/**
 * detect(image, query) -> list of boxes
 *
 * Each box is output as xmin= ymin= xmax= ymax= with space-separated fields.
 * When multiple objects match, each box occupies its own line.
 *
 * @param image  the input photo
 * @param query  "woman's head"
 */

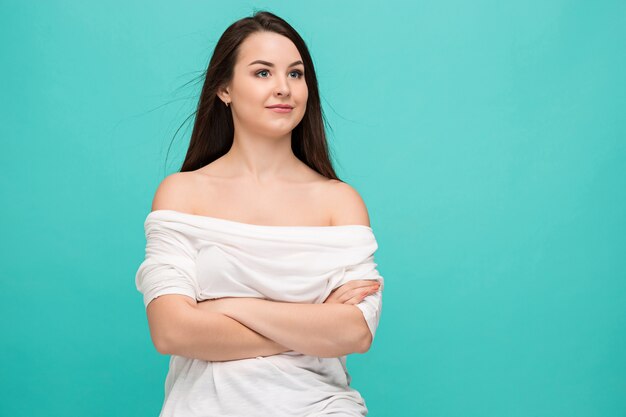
xmin=216 ymin=31 xmax=308 ymax=144
xmin=179 ymin=10 xmax=339 ymax=180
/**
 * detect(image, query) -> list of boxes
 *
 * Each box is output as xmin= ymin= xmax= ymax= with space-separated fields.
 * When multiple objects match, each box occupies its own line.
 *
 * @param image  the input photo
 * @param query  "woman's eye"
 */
xmin=255 ymin=70 xmax=304 ymax=79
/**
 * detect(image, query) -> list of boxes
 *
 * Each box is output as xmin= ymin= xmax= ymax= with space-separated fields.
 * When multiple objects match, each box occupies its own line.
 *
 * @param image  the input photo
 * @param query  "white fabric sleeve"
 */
xmin=135 ymin=221 xmax=199 ymax=308
xmin=338 ymin=254 xmax=384 ymax=341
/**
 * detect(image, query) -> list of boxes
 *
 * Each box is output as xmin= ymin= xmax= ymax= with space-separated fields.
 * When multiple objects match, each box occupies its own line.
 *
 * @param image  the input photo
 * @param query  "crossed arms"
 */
xmin=147 ymin=294 xmax=372 ymax=361
xmin=143 ymin=174 xmax=377 ymax=362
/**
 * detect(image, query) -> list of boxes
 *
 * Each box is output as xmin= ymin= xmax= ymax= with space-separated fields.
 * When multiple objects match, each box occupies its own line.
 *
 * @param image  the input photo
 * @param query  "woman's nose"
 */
xmin=274 ymin=76 xmax=291 ymax=96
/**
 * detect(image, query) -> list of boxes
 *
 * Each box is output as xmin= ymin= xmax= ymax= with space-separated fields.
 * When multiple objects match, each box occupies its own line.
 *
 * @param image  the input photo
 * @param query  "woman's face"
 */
xmin=220 ymin=31 xmax=308 ymax=138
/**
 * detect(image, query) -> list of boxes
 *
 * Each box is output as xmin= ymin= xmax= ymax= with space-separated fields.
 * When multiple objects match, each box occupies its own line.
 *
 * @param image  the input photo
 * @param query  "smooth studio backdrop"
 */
xmin=1 ymin=1 xmax=625 ymax=416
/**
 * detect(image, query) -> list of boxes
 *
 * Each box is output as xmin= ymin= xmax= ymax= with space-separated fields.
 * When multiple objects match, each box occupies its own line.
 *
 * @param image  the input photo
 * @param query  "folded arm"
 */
xmin=153 ymin=295 xmax=370 ymax=360
xmin=149 ymin=295 xmax=291 ymax=361
xmin=197 ymin=297 xmax=371 ymax=357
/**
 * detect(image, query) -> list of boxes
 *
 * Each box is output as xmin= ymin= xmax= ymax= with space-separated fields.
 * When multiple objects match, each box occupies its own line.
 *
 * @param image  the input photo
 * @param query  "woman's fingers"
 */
xmin=324 ymin=280 xmax=381 ymax=304
xmin=333 ymin=280 xmax=380 ymax=298
xmin=342 ymin=284 xmax=381 ymax=304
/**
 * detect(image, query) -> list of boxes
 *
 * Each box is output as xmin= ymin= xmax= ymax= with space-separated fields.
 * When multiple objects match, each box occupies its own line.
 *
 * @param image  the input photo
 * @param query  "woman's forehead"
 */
xmin=238 ymin=32 xmax=302 ymax=65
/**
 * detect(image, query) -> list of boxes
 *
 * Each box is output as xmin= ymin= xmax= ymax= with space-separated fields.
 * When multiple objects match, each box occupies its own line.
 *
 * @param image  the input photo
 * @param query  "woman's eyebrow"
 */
xmin=248 ymin=60 xmax=304 ymax=67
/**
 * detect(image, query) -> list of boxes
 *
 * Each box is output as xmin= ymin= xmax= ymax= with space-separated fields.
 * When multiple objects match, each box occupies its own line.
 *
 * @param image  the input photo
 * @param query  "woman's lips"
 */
xmin=267 ymin=107 xmax=293 ymax=113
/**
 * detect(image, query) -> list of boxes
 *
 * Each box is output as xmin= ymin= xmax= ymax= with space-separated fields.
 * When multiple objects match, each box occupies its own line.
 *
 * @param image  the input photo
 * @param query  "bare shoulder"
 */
xmin=326 ymin=179 xmax=371 ymax=227
xmin=150 ymin=172 xmax=198 ymax=213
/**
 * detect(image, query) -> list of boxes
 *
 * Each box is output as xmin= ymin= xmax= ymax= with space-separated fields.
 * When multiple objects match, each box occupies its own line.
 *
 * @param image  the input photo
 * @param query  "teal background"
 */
xmin=1 ymin=1 xmax=624 ymax=416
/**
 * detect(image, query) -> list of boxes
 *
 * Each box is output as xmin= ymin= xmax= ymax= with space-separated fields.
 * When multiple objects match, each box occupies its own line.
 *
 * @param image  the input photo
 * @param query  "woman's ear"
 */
xmin=216 ymin=86 xmax=231 ymax=105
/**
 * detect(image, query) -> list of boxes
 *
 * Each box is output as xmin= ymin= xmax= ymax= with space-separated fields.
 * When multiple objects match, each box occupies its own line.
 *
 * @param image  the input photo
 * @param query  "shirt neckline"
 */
xmin=146 ymin=209 xmax=373 ymax=232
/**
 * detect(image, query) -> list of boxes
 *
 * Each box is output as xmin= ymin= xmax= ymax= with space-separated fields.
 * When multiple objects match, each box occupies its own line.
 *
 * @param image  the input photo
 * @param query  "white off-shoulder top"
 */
xmin=135 ymin=209 xmax=384 ymax=417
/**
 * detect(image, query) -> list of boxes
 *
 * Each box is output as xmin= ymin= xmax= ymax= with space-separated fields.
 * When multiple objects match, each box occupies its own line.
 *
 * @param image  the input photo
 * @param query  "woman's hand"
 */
xmin=323 ymin=280 xmax=381 ymax=305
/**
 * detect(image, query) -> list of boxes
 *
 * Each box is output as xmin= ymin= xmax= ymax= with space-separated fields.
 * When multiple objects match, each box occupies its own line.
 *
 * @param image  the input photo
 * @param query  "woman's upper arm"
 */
xmin=137 ymin=172 xmax=200 ymax=352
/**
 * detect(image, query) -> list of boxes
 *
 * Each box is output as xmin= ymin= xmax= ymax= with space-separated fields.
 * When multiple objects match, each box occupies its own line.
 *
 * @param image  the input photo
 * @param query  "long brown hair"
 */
xmin=177 ymin=10 xmax=340 ymax=180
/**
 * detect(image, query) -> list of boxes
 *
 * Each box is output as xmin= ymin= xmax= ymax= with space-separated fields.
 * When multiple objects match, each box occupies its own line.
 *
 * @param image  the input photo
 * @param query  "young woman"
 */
xmin=136 ymin=10 xmax=384 ymax=416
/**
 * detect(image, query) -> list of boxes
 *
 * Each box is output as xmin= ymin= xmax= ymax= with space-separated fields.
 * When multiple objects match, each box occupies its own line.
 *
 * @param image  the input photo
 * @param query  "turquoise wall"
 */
xmin=1 ymin=1 xmax=624 ymax=416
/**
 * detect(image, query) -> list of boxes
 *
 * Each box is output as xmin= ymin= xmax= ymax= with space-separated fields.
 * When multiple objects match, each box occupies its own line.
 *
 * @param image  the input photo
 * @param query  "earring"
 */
xmin=225 ymin=101 xmax=230 ymax=107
